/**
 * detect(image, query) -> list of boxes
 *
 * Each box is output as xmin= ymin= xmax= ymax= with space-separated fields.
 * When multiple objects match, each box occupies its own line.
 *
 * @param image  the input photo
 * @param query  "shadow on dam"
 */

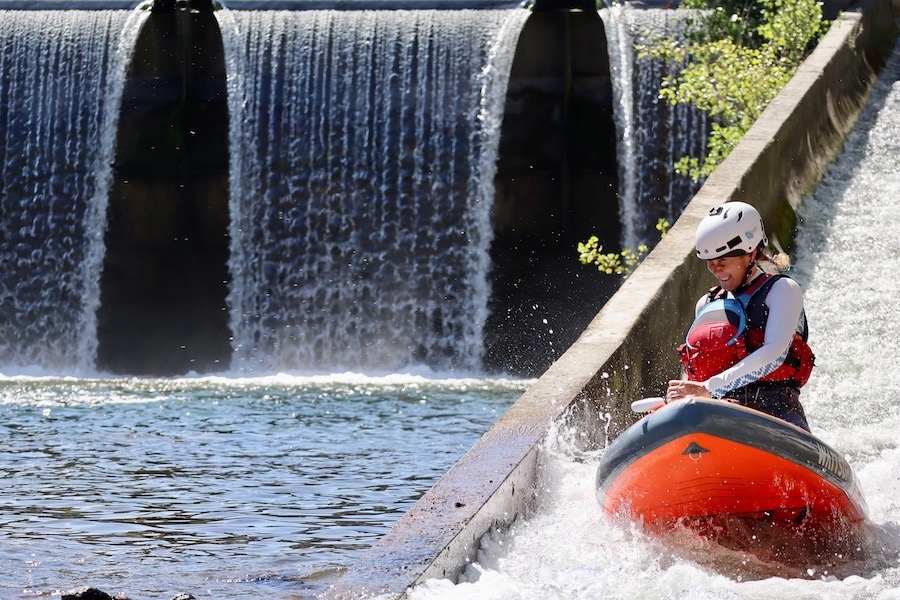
xmin=97 ymin=0 xmax=233 ymax=375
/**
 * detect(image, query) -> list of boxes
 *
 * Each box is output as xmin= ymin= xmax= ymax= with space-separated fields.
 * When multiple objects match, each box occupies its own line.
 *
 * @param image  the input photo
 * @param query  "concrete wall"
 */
xmin=324 ymin=1 xmax=898 ymax=598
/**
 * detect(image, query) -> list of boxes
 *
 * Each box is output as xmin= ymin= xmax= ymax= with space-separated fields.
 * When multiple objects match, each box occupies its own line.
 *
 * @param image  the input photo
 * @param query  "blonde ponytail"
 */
xmin=759 ymin=249 xmax=791 ymax=272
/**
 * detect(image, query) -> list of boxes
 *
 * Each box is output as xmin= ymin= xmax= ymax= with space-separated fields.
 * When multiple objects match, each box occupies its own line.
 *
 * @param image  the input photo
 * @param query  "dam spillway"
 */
xmin=0 ymin=0 xmax=703 ymax=377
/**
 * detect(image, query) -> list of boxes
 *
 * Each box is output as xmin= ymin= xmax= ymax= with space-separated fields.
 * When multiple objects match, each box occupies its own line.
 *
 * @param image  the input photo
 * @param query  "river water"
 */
xmin=409 ymin=41 xmax=900 ymax=600
xmin=0 ymin=372 xmax=529 ymax=598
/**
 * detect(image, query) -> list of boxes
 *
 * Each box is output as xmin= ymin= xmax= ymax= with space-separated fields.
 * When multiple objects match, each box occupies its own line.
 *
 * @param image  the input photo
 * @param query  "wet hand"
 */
xmin=666 ymin=379 xmax=708 ymax=402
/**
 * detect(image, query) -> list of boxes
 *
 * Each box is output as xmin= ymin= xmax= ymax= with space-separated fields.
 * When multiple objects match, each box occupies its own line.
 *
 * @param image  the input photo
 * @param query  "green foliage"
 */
xmin=679 ymin=0 xmax=769 ymax=47
xmin=641 ymin=0 xmax=825 ymax=180
xmin=678 ymin=0 xmax=825 ymax=55
xmin=578 ymin=218 xmax=670 ymax=276
xmin=757 ymin=0 xmax=826 ymax=63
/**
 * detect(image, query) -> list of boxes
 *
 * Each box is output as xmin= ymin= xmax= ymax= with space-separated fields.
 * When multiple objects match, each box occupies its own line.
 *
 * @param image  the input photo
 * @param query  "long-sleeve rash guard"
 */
xmin=699 ymin=274 xmax=806 ymax=398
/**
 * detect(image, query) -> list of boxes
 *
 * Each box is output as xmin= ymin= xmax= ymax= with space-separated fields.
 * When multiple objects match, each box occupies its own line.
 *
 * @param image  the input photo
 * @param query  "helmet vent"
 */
xmin=718 ymin=207 xmax=744 ymax=221
xmin=726 ymin=235 xmax=742 ymax=249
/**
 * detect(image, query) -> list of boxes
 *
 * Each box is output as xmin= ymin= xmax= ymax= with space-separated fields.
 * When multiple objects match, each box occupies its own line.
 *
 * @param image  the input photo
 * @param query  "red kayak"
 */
xmin=596 ymin=398 xmax=869 ymax=559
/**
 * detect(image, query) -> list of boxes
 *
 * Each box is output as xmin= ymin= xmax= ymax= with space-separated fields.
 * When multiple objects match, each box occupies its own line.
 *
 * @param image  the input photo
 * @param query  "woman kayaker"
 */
xmin=665 ymin=202 xmax=815 ymax=431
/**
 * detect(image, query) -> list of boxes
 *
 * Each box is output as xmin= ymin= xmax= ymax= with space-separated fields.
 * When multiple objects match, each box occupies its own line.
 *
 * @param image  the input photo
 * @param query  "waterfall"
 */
xmin=599 ymin=5 xmax=638 ymax=251
xmin=217 ymin=8 xmax=529 ymax=373
xmin=0 ymin=8 xmax=147 ymax=371
xmin=600 ymin=6 xmax=707 ymax=250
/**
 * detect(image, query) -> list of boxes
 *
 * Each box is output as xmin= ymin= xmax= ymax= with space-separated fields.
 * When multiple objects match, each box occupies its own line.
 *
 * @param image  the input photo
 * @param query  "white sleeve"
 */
xmin=705 ymin=277 xmax=805 ymax=397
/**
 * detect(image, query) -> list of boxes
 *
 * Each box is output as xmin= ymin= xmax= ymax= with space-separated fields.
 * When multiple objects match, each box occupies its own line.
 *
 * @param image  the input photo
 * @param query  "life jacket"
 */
xmin=677 ymin=273 xmax=815 ymax=387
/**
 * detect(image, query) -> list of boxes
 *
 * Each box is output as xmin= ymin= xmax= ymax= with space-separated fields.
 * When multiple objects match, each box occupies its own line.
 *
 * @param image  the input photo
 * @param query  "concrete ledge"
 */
xmin=324 ymin=3 xmax=897 ymax=598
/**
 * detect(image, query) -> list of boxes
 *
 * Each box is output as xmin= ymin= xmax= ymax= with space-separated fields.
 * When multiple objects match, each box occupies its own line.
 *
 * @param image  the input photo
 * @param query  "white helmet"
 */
xmin=695 ymin=202 xmax=767 ymax=259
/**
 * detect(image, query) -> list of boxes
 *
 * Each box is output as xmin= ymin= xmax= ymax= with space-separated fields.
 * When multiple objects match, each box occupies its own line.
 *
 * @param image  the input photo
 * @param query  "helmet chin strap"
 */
xmin=738 ymin=251 xmax=760 ymax=291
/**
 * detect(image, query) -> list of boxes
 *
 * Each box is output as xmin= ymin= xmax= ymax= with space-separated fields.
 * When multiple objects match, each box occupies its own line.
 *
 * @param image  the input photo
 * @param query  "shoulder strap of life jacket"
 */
xmin=736 ymin=272 xmax=776 ymax=303
xmin=707 ymin=285 xmax=724 ymax=302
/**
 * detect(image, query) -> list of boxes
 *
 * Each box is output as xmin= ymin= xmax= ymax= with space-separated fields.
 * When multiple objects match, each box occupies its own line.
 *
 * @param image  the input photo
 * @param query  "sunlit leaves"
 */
xmin=578 ymin=219 xmax=670 ymax=276
xmin=641 ymin=0 xmax=825 ymax=180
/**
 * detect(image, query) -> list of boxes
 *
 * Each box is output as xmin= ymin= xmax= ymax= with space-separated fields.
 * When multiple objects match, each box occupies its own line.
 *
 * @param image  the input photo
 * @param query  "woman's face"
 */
xmin=706 ymin=254 xmax=754 ymax=291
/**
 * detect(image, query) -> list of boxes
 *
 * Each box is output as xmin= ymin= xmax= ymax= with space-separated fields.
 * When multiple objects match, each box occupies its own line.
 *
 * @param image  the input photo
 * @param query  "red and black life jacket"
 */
xmin=678 ymin=274 xmax=815 ymax=387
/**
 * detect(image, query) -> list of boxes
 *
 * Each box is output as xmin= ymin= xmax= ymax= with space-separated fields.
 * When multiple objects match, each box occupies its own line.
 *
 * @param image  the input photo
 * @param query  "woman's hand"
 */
xmin=666 ymin=379 xmax=713 ymax=402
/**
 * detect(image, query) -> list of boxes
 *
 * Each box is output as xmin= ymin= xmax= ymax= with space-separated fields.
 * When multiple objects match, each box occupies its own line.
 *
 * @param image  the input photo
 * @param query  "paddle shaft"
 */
xmin=631 ymin=397 xmax=666 ymax=413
